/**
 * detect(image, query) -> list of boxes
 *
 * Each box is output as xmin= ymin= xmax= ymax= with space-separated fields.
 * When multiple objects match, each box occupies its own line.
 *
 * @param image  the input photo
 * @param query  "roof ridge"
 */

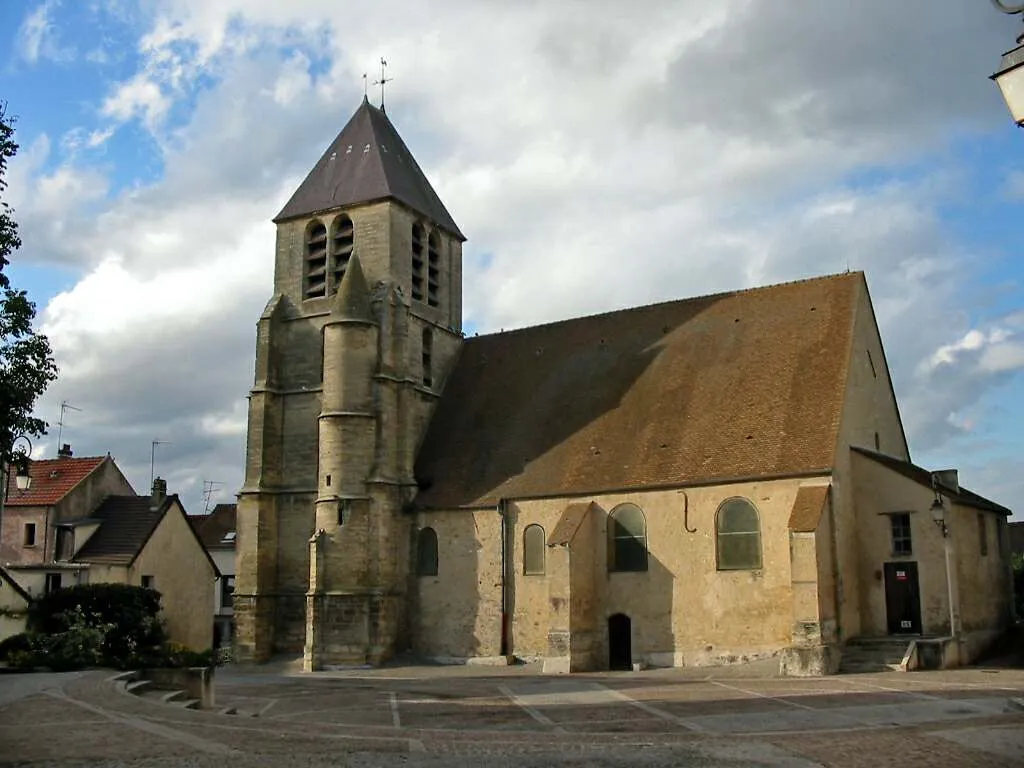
xmin=468 ymin=271 xmax=863 ymax=342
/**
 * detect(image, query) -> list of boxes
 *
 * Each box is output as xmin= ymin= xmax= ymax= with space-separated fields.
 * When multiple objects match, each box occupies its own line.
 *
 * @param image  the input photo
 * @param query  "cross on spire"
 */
xmin=373 ymin=57 xmax=392 ymax=112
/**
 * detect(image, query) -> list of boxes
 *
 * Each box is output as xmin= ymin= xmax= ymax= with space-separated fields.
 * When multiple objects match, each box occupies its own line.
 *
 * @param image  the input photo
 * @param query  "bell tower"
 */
xmin=234 ymin=97 xmax=465 ymax=668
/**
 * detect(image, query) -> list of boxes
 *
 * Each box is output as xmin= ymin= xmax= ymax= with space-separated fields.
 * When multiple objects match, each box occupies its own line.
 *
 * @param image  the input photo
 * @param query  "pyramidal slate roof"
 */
xmin=275 ymin=98 xmax=464 ymax=240
xmin=415 ymin=272 xmax=868 ymax=509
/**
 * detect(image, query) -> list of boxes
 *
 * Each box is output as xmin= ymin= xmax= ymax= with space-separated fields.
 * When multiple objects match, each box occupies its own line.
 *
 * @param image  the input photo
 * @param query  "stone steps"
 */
xmin=838 ymin=639 xmax=911 ymax=674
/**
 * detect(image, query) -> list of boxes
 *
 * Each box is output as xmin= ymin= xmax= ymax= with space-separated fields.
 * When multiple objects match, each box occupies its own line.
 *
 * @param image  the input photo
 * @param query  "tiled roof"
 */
xmin=548 ymin=502 xmax=595 ymax=546
xmin=190 ymin=503 xmax=237 ymax=550
xmin=415 ymin=273 xmax=862 ymax=509
xmin=274 ymin=98 xmax=464 ymax=239
xmin=4 ymin=456 xmax=107 ymax=507
xmin=72 ymin=496 xmax=166 ymax=565
xmin=789 ymin=486 xmax=830 ymax=533
xmin=851 ymin=447 xmax=1011 ymax=515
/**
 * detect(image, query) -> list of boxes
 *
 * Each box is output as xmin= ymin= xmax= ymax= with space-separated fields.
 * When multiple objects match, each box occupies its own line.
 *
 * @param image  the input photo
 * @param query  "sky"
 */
xmin=0 ymin=0 xmax=1022 ymax=518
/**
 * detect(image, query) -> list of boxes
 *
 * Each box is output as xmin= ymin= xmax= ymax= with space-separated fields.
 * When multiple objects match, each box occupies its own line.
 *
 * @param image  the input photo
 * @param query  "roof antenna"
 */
xmin=55 ymin=400 xmax=82 ymax=455
xmin=373 ymin=57 xmax=392 ymax=112
xmin=150 ymin=439 xmax=171 ymax=486
xmin=362 ymin=72 xmax=368 ymax=100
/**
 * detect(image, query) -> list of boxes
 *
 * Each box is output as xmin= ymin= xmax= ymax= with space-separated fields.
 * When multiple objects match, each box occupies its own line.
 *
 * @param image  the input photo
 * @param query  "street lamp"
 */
xmin=0 ymin=435 xmax=34 ymax=549
xmin=990 ymin=1 xmax=1024 ymax=126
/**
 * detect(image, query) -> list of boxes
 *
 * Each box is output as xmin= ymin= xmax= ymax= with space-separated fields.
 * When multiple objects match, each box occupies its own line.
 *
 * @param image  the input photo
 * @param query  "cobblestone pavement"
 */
xmin=1 ymin=663 xmax=1023 ymax=767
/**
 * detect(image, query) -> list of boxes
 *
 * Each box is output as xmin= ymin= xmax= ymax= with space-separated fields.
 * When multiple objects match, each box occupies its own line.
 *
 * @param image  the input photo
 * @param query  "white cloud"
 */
xmin=11 ymin=0 xmax=1022 ymax=512
xmin=16 ymin=1 xmax=75 ymax=64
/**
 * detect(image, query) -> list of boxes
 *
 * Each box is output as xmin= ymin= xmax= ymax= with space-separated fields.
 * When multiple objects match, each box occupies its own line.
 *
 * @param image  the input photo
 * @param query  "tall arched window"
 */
xmin=330 ymin=214 xmax=354 ymax=292
xmin=427 ymin=231 xmax=441 ymax=307
xmin=716 ymin=498 xmax=762 ymax=570
xmin=304 ymin=219 xmax=328 ymax=299
xmin=608 ymin=504 xmax=647 ymax=572
xmin=523 ymin=524 xmax=546 ymax=575
xmin=417 ymin=527 xmax=438 ymax=576
xmin=411 ymin=223 xmax=425 ymax=302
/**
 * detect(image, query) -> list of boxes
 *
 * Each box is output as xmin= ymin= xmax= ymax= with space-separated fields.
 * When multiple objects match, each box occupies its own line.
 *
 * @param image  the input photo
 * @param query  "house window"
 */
xmin=523 ymin=524 xmax=546 ymax=575
xmin=716 ymin=498 xmax=762 ymax=570
xmin=978 ymin=513 xmax=988 ymax=556
xmin=221 ymin=576 xmax=235 ymax=610
xmin=427 ymin=231 xmax=441 ymax=307
xmin=55 ymin=527 xmax=73 ymax=561
xmin=45 ymin=573 xmax=62 ymax=593
xmin=417 ymin=527 xmax=438 ymax=576
xmin=330 ymin=214 xmax=354 ymax=292
xmin=422 ymin=328 xmax=433 ymax=387
xmin=304 ymin=219 xmax=328 ymax=299
xmin=608 ymin=504 xmax=648 ymax=572
xmin=23 ymin=523 xmax=36 ymax=546
xmin=890 ymin=513 xmax=912 ymax=556
xmin=141 ymin=575 xmax=155 ymax=589
xmin=411 ymin=222 xmax=425 ymax=302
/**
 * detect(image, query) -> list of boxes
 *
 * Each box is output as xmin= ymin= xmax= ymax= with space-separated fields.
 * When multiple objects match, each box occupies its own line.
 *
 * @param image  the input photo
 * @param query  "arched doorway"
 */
xmin=608 ymin=613 xmax=632 ymax=670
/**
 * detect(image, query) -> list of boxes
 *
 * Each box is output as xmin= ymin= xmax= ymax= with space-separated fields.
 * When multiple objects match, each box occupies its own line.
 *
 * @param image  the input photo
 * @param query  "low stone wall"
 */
xmin=143 ymin=666 xmax=215 ymax=708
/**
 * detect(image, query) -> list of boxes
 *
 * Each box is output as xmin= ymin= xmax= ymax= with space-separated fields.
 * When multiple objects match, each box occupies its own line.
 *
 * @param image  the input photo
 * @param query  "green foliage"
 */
xmin=0 ymin=102 xmax=57 ymax=449
xmin=28 ymin=583 xmax=167 ymax=661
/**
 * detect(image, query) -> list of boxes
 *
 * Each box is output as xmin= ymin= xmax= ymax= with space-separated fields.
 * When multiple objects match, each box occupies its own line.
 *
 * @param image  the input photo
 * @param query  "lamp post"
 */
xmin=991 ymin=1 xmax=1024 ymax=126
xmin=0 ymin=435 xmax=34 ymax=550
xmin=930 ymin=476 xmax=960 ymax=651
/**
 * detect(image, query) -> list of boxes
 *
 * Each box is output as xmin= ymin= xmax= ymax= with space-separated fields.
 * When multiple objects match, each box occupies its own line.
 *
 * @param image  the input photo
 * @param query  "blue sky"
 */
xmin=1 ymin=0 xmax=1022 ymax=516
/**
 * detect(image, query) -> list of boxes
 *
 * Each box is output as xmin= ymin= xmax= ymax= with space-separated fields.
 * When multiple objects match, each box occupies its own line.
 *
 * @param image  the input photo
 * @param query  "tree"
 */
xmin=0 ymin=103 xmax=57 ymax=452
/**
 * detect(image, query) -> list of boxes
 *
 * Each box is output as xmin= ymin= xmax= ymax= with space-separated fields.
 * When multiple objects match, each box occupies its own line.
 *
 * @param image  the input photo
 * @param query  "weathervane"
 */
xmin=373 ymin=57 xmax=392 ymax=112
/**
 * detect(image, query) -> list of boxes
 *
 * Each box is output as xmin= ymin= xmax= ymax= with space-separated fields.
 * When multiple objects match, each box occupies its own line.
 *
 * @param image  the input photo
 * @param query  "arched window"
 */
xmin=427 ymin=231 xmax=441 ymax=307
xmin=523 ymin=524 xmax=545 ymax=575
xmin=608 ymin=504 xmax=647 ymax=572
xmin=330 ymin=214 xmax=353 ymax=292
xmin=417 ymin=527 xmax=438 ymax=576
xmin=716 ymin=498 xmax=762 ymax=570
xmin=421 ymin=328 xmax=433 ymax=387
xmin=304 ymin=219 xmax=328 ymax=299
xmin=411 ymin=223 xmax=425 ymax=302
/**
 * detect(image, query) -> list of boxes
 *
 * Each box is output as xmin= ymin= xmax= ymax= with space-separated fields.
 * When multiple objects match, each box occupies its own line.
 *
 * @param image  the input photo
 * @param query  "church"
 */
xmin=234 ymin=97 xmax=1014 ymax=676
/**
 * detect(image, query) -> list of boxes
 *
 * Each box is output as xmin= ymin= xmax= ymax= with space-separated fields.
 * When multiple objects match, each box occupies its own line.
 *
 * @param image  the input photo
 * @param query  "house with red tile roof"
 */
xmin=189 ymin=503 xmax=237 ymax=647
xmin=1 ymin=448 xmax=217 ymax=650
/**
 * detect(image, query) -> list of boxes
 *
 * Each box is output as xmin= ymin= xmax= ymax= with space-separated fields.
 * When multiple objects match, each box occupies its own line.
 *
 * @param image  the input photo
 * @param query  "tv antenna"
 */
xmin=373 ymin=57 xmax=392 ymax=112
xmin=201 ymin=480 xmax=223 ymax=514
xmin=150 ymin=439 xmax=171 ymax=486
xmin=55 ymin=401 xmax=82 ymax=454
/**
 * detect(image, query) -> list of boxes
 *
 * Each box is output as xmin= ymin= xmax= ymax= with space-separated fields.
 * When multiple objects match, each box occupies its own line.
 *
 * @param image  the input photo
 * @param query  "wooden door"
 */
xmin=884 ymin=561 xmax=922 ymax=635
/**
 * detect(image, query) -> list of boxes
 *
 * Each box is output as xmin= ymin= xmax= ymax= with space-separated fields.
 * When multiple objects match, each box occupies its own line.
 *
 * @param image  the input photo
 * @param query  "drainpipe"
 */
xmin=498 ymin=498 xmax=508 ymax=657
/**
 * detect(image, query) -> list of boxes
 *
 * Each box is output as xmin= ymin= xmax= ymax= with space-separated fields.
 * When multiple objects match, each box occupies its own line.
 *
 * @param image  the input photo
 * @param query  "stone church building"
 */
xmin=234 ymin=98 xmax=1014 ymax=675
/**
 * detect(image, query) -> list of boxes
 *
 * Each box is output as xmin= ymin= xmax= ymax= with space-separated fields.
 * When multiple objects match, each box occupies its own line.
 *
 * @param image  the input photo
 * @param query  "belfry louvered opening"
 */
xmin=331 ymin=215 xmax=354 ymax=292
xmin=427 ymin=231 xmax=440 ymax=307
xmin=304 ymin=220 xmax=328 ymax=299
xmin=411 ymin=222 xmax=425 ymax=302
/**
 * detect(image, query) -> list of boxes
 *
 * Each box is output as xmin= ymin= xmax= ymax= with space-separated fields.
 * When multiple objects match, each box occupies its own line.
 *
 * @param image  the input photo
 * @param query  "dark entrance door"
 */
xmin=884 ymin=561 xmax=922 ymax=635
xmin=608 ymin=613 xmax=632 ymax=670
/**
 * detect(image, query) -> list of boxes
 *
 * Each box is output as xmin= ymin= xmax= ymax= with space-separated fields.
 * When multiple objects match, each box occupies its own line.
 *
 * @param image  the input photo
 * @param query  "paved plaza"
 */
xmin=1 ymin=661 xmax=1023 ymax=766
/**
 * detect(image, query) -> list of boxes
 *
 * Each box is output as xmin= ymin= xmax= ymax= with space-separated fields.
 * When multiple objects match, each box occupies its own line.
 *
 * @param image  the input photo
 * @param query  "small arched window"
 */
xmin=716 ymin=498 xmax=762 ymax=570
xmin=417 ymin=527 xmax=438 ymax=576
xmin=411 ymin=223 xmax=425 ymax=302
xmin=304 ymin=219 xmax=328 ymax=299
xmin=421 ymin=328 xmax=433 ymax=387
xmin=608 ymin=504 xmax=647 ymax=572
xmin=330 ymin=215 xmax=354 ymax=292
xmin=523 ymin=524 xmax=546 ymax=575
xmin=427 ymin=231 xmax=441 ymax=307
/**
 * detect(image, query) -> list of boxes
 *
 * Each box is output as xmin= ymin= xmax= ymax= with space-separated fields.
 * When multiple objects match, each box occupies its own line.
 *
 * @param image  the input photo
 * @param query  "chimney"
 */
xmin=151 ymin=477 xmax=168 ymax=509
xmin=57 ymin=443 xmax=73 ymax=458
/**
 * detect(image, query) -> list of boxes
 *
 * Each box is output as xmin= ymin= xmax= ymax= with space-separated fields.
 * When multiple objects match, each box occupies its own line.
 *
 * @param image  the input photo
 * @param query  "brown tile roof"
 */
xmin=274 ymin=99 xmax=464 ymax=239
xmin=415 ymin=273 xmax=862 ymax=509
xmin=789 ymin=485 xmax=830 ymax=533
xmin=190 ymin=503 xmax=237 ymax=550
xmin=4 ymin=456 xmax=107 ymax=507
xmin=72 ymin=496 xmax=166 ymax=565
xmin=851 ymin=447 xmax=1011 ymax=515
xmin=548 ymin=502 xmax=595 ymax=546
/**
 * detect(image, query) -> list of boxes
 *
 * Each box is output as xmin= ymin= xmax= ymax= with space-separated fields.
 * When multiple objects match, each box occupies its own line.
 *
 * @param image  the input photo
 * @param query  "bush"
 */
xmin=0 ymin=632 xmax=34 ymax=663
xmin=28 ymin=583 xmax=166 ymax=661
